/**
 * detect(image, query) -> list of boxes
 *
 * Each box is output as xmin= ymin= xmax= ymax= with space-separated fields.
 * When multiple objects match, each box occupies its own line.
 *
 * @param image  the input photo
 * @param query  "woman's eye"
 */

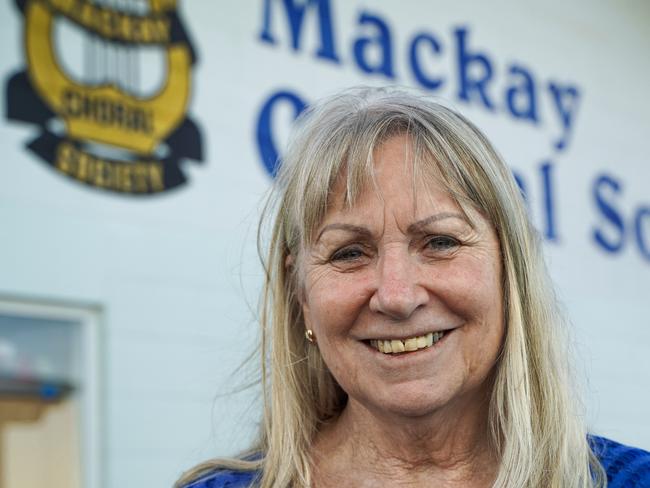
xmin=331 ymin=246 xmax=364 ymax=262
xmin=425 ymin=236 xmax=459 ymax=253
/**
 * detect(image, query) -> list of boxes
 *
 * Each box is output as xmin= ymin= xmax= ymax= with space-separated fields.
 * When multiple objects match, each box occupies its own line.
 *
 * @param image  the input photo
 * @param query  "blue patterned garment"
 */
xmin=590 ymin=436 xmax=650 ymax=487
xmin=183 ymin=469 xmax=259 ymax=488
xmin=185 ymin=436 xmax=650 ymax=487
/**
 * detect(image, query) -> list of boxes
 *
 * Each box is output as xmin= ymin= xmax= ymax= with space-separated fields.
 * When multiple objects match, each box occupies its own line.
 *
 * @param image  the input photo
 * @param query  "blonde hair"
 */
xmin=177 ymin=87 xmax=606 ymax=488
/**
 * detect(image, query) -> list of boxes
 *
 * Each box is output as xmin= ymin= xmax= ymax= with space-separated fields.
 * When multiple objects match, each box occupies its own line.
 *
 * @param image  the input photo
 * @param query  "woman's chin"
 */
xmin=362 ymin=387 xmax=457 ymax=420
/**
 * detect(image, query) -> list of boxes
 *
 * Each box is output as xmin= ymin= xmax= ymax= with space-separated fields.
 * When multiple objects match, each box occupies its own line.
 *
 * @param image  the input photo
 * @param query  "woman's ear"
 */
xmin=287 ymin=262 xmax=316 ymax=345
xmin=286 ymin=253 xmax=310 ymax=320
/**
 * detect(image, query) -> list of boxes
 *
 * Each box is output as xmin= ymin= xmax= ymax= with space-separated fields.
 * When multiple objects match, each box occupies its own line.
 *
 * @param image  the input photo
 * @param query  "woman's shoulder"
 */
xmin=181 ymin=469 xmax=260 ymax=488
xmin=589 ymin=435 xmax=650 ymax=487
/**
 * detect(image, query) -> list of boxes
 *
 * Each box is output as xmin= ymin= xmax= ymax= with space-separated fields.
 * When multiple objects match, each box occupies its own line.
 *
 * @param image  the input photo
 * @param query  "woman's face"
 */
xmin=300 ymin=134 xmax=505 ymax=419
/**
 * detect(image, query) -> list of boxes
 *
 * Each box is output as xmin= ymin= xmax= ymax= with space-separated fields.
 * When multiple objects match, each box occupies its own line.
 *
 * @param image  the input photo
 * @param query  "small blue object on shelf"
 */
xmin=0 ymin=375 xmax=74 ymax=401
xmin=40 ymin=383 xmax=61 ymax=400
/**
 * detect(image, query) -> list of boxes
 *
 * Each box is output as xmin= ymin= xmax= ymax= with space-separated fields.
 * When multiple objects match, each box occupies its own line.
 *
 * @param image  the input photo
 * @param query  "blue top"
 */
xmin=184 ymin=436 xmax=650 ymax=487
xmin=590 ymin=436 xmax=650 ymax=487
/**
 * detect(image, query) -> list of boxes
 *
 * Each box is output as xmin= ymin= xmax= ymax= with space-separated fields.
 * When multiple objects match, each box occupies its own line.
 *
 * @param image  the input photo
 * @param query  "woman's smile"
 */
xmin=367 ymin=329 xmax=449 ymax=355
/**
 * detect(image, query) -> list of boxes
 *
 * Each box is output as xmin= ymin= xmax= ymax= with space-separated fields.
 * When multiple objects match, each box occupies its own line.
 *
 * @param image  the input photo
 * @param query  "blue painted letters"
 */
xmin=256 ymin=90 xmax=307 ymax=176
xmin=548 ymin=82 xmax=580 ymax=151
xmin=259 ymin=0 xmax=340 ymax=62
xmin=593 ymin=174 xmax=625 ymax=253
xmin=353 ymin=12 xmax=395 ymax=78
xmin=506 ymin=65 xmax=538 ymax=123
xmin=455 ymin=27 xmax=495 ymax=110
xmin=409 ymin=32 xmax=444 ymax=90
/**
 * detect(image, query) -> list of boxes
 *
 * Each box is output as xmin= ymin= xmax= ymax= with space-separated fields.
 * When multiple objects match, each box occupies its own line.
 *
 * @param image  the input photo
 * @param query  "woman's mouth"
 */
xmin=368 ymin=331 xmax=447 ymax=355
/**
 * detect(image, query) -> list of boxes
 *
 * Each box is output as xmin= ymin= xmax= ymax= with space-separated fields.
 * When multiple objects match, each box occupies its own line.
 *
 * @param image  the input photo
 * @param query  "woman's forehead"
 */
xmin=317 ymin=138 xmax=481 ymax=234
xmin=297 ymin=130 xmax=495 ymax=248
xmin=326 ymin=175 xmax=458 ymax=220
xmin=328 ymin=134 xmax=431 ymax=200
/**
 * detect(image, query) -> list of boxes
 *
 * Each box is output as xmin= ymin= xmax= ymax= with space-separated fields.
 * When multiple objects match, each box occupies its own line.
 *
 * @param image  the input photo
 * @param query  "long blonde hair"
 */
xmin=177 ymin=87 xmax=606 ymax=488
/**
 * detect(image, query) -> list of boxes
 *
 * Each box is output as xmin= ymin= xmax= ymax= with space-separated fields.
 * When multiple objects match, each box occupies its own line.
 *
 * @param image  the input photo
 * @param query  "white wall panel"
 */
xmin=0 ymin=1 xmax=648 ymax=486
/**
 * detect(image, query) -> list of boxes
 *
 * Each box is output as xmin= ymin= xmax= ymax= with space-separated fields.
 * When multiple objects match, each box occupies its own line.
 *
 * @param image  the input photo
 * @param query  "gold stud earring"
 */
xmin=305 ymin=329 xmax=316 ymax=343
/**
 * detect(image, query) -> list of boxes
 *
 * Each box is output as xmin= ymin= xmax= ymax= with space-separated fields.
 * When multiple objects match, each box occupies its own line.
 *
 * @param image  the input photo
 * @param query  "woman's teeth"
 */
xmin=370 ymin=332 xmax=444 ymax=354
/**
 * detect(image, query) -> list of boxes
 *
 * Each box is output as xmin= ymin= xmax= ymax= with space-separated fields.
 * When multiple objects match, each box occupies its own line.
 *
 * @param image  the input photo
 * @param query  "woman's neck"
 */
xmin=311 ymin=395 xmax=498 ymax=488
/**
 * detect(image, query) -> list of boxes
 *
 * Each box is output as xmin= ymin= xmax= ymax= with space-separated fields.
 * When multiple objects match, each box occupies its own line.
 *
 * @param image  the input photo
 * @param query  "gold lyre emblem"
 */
xmin=6 ymin=0 xmax=202 ymax=194
xmin=25 ymin=0 xmax=190 ymax=155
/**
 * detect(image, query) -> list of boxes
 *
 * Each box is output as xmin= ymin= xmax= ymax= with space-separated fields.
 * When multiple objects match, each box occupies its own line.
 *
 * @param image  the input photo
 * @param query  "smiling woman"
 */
xmin=177 ymin=87 xmax=650 ymax=488
xmin=301 ymin=134 xmax=505 ymax=429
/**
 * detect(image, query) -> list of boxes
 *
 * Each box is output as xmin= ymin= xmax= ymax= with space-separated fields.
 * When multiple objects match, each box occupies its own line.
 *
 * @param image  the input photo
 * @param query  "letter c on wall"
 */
xmin=256 ymin=90 xmax=308 ymax=176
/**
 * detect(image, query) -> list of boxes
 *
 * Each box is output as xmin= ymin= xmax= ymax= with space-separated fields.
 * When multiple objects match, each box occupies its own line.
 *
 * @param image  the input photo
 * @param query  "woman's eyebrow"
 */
xmin=406 ymin=212 xmax=471 ymax=234
xmin=316 ymin=212 xmax=470 ymax=242
xmin=315 ymin=223 xmax=373 ymax=242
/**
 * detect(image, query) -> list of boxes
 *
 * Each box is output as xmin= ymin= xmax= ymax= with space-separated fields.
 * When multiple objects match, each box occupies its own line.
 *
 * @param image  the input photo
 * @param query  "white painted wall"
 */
xmin=0 ymin=1 xmax=648 ymax=487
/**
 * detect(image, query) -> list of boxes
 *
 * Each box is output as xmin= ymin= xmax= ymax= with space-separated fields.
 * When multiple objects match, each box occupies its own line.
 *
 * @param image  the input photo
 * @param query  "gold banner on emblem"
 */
xmin=42 ymin=0 xmax=171 ymax=44
xmin=56 ymin=141 xmax=165 ymax=193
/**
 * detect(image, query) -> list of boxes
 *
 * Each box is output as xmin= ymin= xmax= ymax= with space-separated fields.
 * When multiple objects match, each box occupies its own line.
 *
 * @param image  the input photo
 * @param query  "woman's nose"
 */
xmin=369 ymin=250 xmax=428 ymax=319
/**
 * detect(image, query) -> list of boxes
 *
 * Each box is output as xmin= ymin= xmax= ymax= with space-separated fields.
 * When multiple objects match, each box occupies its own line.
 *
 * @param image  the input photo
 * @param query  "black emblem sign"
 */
xmin=5 ymin=0 xmax=203 ymax=194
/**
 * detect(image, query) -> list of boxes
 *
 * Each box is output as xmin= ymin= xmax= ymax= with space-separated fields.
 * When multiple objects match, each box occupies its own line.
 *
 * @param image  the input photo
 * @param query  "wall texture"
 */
xmin=0 ymin=1 xmax=648 ymax=487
